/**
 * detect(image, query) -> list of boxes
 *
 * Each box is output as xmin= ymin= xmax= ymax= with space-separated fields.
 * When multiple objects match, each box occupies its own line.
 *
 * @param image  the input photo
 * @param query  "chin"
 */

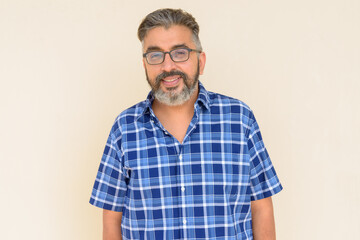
xmin=154 ymin=82 xmax=197 ymax=106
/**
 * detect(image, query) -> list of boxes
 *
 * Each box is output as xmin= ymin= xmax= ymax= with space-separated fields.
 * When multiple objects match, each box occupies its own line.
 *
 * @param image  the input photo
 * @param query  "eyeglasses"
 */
xmin=143 ymin=48 xmax=202 ymax=65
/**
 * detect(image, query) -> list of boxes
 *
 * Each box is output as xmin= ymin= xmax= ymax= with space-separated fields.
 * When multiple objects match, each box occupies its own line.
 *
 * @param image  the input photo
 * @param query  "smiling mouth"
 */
xmin=162 ymin=76 xmax=181 ymax=82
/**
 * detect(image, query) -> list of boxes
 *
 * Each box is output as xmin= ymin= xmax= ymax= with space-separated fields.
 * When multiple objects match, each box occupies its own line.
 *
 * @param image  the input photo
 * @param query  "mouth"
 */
xmin=161 ymin=76 xmax=181 ymax=87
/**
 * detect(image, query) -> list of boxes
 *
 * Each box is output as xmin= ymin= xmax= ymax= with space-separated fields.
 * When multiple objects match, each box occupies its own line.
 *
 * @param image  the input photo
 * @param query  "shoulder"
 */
xmin=207 ymin=91 xmax=254 ymax=120
xmin=110 ymin=100 xmax=148 ymax=134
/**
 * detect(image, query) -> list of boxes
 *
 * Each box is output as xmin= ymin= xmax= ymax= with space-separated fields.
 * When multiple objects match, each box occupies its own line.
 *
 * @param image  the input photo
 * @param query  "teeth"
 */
xmin=163 ymin=77 xmax=179 ymax=82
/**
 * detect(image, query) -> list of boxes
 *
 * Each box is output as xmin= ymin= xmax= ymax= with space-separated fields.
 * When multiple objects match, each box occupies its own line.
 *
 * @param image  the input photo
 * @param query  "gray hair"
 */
xmin=138 ymin=8 xmax=202 ymax=51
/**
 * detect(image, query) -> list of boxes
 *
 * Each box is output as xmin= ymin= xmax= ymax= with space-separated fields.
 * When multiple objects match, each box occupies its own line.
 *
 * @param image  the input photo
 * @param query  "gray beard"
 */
xmin=153 ymin=80 xmax=198 ymax=106
xmin=146 ymin=65 xmax=200 ymax=106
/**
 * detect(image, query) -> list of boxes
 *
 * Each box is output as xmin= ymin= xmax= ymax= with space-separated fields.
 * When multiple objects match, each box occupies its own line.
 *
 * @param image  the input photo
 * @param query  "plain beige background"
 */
xmin=1 ymin=0 xmax=359 ymax=239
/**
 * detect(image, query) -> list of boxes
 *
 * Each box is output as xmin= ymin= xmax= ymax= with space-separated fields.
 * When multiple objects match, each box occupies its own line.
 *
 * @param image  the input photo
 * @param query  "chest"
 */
xmin=155 ymin=111 xmax=193 ymax=144
xmin=122 ymin=117 xmax=251 ymax=196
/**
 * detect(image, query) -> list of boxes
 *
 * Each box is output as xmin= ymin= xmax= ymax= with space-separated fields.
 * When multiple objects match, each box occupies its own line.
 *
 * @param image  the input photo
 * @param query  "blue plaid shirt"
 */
xmin=90 ymin=82 xmax=282 ymax=240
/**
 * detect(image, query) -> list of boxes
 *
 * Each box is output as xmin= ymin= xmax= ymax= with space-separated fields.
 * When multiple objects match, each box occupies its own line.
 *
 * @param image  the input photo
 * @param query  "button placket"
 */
xmin=178 ymin=150 xmax=188 ymax=232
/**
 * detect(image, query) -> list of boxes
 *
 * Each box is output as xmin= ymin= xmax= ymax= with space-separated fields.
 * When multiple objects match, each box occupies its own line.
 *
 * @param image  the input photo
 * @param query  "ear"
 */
xmin=142 ymin=58 xmax=146 ymax=69
xmin=198 ymin=52 xmax=206 ymax=75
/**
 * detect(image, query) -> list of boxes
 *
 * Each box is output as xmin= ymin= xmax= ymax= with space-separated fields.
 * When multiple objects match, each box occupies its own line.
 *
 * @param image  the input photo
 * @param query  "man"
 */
xmin=90 ymin=8 xmax=282 ymax=240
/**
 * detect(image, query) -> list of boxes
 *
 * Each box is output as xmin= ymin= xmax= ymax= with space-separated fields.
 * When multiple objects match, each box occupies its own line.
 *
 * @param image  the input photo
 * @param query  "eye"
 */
xmin=147 ymin=52 xmax=163 ymax=60
xmin=172 ymin=49 xmax=188 ymax=58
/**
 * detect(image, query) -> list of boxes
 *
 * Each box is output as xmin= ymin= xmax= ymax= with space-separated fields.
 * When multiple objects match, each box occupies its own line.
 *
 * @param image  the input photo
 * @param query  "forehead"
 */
xmin=143 ymin=25 xmax=194 ymax=51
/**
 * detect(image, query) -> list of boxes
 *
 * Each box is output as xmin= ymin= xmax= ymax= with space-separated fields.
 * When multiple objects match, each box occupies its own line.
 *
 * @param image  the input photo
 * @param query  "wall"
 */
xmin=0 ymin=0 xmax=359 ymax=239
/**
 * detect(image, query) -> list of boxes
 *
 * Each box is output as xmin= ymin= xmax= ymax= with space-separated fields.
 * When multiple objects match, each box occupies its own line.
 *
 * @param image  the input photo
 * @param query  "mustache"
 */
xmin=155 ymin=71 xmax=188 ymax=83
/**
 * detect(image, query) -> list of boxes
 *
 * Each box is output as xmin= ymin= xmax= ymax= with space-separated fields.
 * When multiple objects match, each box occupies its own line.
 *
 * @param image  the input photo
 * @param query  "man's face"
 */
xmin=142 ymin=25 xmax=206 ymax=106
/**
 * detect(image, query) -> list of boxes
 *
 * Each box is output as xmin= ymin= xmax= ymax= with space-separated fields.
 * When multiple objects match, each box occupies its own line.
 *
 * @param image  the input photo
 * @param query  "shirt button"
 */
xmin=164 ymin=131 xmax=168 ymax=135
xmin=179 ymin=155 xmax=183 ymax=161
xmin=183 ymin=219 xmax=187 ymax=224
xmin=181 ymin=187 xmax=185 ymax=192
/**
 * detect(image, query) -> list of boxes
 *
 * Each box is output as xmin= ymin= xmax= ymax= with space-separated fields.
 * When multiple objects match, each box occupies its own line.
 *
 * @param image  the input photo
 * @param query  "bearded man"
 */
xmin=90 ymin=8 xmax=282 ymax=240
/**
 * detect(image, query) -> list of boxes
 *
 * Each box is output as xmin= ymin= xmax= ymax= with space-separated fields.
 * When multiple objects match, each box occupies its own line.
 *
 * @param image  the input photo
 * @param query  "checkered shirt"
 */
xmin=90 ymin=81 xmax=282 ymax=240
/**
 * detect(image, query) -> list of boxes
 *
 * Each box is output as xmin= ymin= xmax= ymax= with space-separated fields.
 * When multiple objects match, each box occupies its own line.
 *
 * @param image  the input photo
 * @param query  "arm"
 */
xmin=251 ymin=197 xmax=276 ymax=240
xmin=103 ymin=209 xmax=123 ymax=240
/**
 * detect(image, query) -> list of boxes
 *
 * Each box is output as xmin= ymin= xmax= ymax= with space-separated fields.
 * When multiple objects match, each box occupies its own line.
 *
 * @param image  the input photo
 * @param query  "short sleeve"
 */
xmin=247 ymin=113 xmax=283 ymax=201
xmin=89 ymin=127 xmax=128 ymax=212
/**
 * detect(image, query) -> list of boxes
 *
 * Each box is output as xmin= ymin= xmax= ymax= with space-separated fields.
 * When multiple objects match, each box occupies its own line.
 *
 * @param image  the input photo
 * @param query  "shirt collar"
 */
xmin=138 ymin=81 xmax=211 ymax=120
xmin=196 ymin=81 xmax=211 ymax=110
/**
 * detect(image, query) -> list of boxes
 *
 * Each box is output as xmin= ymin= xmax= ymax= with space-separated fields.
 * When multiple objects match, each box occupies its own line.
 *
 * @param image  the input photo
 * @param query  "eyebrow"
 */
xmin=145 ymin=44 xmax=190 ymax=53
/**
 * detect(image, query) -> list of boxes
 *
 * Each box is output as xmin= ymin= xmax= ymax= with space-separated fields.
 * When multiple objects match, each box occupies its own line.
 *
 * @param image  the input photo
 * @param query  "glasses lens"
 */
xmin=146 ymin=52 xmax=164 ymax=64
xmin=171 ymin=49 xmax=189 ymax=62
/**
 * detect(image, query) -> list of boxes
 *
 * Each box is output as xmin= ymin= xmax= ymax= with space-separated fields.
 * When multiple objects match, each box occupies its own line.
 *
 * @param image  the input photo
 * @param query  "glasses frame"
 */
xmin=143 ymin=48 xmax=202 ymax=65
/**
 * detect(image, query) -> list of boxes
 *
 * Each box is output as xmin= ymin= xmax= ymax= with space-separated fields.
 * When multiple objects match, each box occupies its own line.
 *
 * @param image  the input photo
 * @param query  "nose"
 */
xmin=160 ymin=52 xmax=177 ymax=72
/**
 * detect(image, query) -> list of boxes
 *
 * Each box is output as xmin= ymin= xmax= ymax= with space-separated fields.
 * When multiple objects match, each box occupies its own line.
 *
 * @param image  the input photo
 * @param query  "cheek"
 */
xmin=184 ymin=63 xmax=199 ymax=77
xmin=145 ymin=66 xmax=159 ymax=79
